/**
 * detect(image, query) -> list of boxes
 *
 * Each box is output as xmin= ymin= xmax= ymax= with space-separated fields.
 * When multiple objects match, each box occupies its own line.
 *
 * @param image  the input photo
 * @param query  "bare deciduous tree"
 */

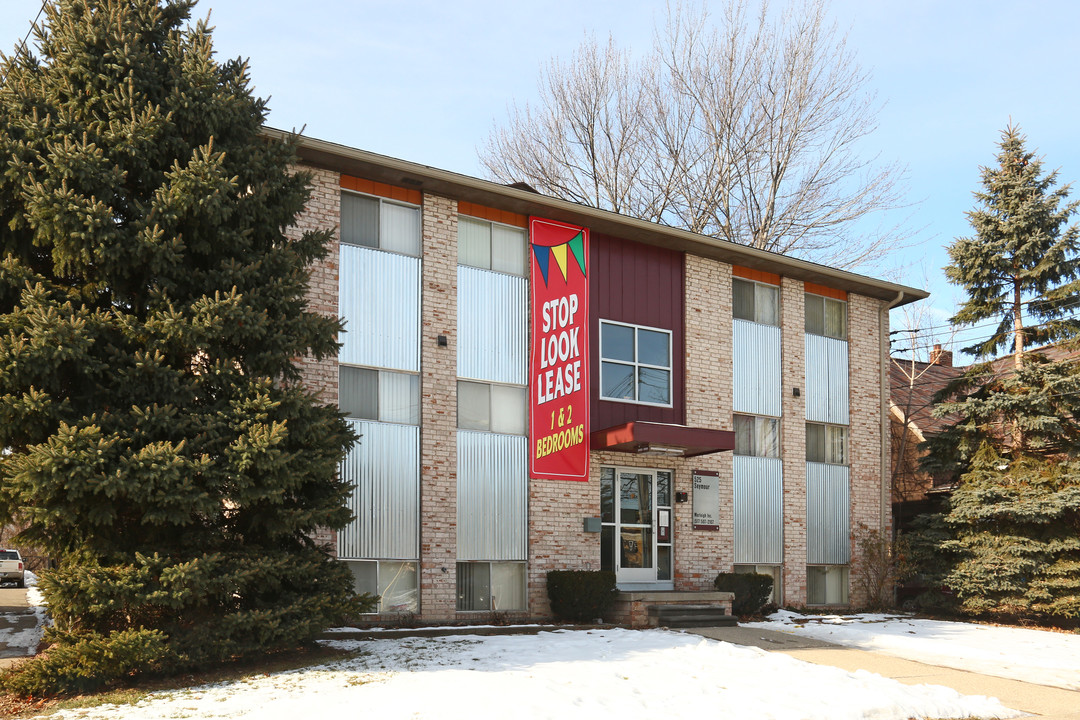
xmin=481 ymin=0 xmax=908 ymax=270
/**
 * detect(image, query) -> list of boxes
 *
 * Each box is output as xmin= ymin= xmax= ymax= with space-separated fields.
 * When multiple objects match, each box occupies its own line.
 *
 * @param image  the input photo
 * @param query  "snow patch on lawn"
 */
xmin=747 ymin=610 xmax=1080 ymax=691
xmin=42 ymin=629 xmax=1020 ymax=720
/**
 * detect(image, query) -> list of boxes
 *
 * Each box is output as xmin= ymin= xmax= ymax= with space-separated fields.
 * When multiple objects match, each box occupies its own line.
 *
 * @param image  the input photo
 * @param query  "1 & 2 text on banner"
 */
xmin=529 ymin=217 xmax=589 ymax=482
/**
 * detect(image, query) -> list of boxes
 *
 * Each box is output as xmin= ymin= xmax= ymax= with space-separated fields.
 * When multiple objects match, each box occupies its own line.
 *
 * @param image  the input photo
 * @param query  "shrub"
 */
xmin=546 ymin=570 xmax=616 ymax=622
xmin=714 ymin=572 xmax=773 ymax=616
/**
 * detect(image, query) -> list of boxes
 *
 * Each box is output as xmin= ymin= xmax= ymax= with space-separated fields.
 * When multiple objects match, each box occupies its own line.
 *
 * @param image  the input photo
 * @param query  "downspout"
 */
xmin=882 ymin=291 xmax=906 ymax=537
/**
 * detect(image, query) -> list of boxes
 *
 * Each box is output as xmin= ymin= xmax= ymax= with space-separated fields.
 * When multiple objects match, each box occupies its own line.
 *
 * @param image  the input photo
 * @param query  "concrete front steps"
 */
xmin=648 ymin=603 xmax=737 ymax=628
xmin=610 ymin=590 xmax=736 ymax=628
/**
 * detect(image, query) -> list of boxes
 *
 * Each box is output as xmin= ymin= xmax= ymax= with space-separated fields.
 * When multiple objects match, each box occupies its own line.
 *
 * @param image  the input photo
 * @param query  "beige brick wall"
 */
xmin=847 ymin=292 xmax=888 ymax=608
xmin=528 ymin=471 xmax=600 ymax=616
xmin=681 ymin=255 xmax=734 ymax=587
xmin=780 ymin=278 xmax=808 ymax=605
xmin=293 ymin=166 xmax=341 ymax=408
xmin=293 ymin=166 xmax=341 ymax=555
xmin=419 ymin=193 xmax=459 ymax=620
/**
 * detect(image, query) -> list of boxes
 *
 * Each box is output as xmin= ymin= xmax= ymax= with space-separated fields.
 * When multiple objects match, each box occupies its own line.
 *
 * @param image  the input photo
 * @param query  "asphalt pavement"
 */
xmin=0 ymin=587 xmax=36 ymax=666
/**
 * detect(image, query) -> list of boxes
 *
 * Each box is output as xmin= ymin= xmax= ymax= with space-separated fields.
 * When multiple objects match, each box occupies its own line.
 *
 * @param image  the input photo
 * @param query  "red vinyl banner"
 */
xmin=529 ymin=217 xmax=590 ymax=481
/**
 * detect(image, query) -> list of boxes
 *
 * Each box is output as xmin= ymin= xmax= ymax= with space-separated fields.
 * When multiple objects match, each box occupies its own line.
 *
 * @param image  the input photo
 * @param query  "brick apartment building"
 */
xmin=283 ymin=131 xmax=928 ymax=621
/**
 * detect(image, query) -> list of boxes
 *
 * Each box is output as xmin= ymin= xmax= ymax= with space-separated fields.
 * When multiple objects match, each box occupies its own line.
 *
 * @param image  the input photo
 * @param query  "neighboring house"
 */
xmin=284 ymin=131 xmax=927 ymax=620
xmin=890 ymin=342 xmax=1080 ymax=531
xmin=890 ymin=345 xmax=963 ymax=530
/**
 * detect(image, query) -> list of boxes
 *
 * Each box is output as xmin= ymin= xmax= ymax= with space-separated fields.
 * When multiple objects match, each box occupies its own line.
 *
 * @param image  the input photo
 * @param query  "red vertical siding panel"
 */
xmin=589 ymin=233 xmax=685 ymax=431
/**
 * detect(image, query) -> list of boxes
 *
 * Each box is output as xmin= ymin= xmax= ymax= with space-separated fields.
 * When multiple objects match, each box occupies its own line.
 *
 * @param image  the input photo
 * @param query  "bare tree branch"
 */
xmin=480 ymin=0 xmax=911 ymax=271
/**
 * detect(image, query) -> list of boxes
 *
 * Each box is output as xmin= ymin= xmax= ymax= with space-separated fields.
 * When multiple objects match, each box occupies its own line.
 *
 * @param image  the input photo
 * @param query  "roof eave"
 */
xmin=269 ymin=128 xmax=929 ymax=306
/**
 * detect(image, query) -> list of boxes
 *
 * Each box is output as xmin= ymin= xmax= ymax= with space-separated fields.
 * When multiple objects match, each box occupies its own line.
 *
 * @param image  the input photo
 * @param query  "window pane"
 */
xmin=638 ymin=367 xmax=670 ymax=404
xmin=600 ymin=468 xmax=615 ymax=523
xmin=457 ymin=380 xmax=491 ymax=431
xmin=490 ymin=384 xmax=526 ymax=435
xmin=805 ymin=294 xmax=824 ymax=335
xmin=491 ymin=224 xmax=526 ymax=276
xmin=806 ymin=423 xmax=825 ymax=463
xmin=459 ymin=217 xmax=491 ymax=269
xmin=656 ymin=471 xmax=671 ymax=507
xmin=620 ymin=527 xmax=653 ymax=570
xmin=601 ymin=323 xmax=634 ymax=362
xmin=379 ymin=561 xmax=418 ymax=613
xmin=756 ymin=284 xmax=779 ymax=326
xmin=456 ymin=562 xmax=490 ymax=611
xmin=601 ymin=525 xmax=615 ymax=572
xmin=379 ymin=371 xmax=419 ymax=425
xmin=637 ymin=328 xmax=669 ymax=367
xmin=340 ymin=193 xmax=378 ymax=248
xmin=827 ymin=425 xmax=847 ymax=465
xmin=345 ymin=560 xmax=377 ymax=597
xmin=619 ymin=472 xmax=651 ymax=525
xmin=490 ymin=562 xmax=526 ymax=611
xmin=757 ymin=417 xmax=780 ymax=458
xmin=657 ymin=545 xmax=671 ymax=581
xmin=340 ymin=366 xmax=378 ymax=420
xmin=732 ymin=279 xmax=755 ymax=322
xmin=807 ymin=566 xmax=827 ymax=605
xmin=380 ymin=202 xmax=421 ymax=256
xmin=734 ymin=415 xmax=754 ymax=456
xmin=601 ymin=361 xmax=634 ymax=400
xmin=825 ymin=298 xmax=847 ymax=339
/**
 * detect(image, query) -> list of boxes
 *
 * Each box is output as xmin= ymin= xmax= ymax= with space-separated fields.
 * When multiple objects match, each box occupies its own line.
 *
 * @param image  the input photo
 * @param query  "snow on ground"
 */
xmin=24 ymin=569 xmax=46 ymax=608
xmin=40 ymin=628 xmax=1018 ymax=720
xmin=747 ymin=610 xmax=1080 ymax=691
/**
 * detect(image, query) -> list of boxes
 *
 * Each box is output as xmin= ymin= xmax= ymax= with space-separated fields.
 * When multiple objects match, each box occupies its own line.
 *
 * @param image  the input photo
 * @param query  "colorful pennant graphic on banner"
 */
xmin=531 ymin=231 xmax=587 ymax=286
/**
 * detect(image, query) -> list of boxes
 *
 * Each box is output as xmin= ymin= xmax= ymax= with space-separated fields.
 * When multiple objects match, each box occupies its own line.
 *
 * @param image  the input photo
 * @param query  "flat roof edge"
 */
xmin=266 ymin=128 xmax=929 ymax=307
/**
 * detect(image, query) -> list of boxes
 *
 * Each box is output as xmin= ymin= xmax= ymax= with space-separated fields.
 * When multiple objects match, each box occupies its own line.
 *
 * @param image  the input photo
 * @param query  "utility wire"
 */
xmin=0 ymin=0 xmax=48 ymax=86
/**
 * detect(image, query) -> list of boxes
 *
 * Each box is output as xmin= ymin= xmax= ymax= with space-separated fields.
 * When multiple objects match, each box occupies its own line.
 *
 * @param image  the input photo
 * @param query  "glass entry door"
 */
xmin=601 ymin=467 xmax=673 ymax=587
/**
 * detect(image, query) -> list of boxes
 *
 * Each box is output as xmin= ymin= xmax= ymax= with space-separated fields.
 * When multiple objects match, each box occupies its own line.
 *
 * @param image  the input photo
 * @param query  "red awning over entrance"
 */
xmin=590 ymin=422 xmax=735 ymax=458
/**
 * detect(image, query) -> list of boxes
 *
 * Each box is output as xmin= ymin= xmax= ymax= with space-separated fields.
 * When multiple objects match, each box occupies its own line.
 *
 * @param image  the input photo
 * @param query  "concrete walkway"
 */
xmin=688 ymin=626 xmax=1080 ymax=720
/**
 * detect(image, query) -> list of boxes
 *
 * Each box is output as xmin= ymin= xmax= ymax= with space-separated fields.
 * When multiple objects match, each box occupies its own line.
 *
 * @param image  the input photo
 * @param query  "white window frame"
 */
xmin=806 ymin=564 xmax=849 ymax=606
xmin=342 ymin=559 xmax=419 ymax=614
xmin=339 ymin=364 xmax=420 ymax=426
xmin=806 ymin=422 xmax=848 ymax=465
xmin=732 ymin=277 xmax=780 ymax=326
xmin=599 ymin=319 xmax=673 ymax=408
xmin=457 ymin=379 xmax=528 ymax=436
xmin=455 ymin=560 xmax=528 ymax=612
xmin=457 ymin=214 xmax=528 ymax=277
xmin=340 ymin=189 xmax=421 ymax=258
xmin=804 ymin=292 xmax=848 ymax=340
xmin=733 ymin=414 xmax=781 ymax=458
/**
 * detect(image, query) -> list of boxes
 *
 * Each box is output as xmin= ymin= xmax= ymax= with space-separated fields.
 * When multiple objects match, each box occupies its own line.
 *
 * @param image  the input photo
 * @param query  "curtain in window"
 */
xmin=459 ymin=217 xmax=491 ymax=269
xmin=491 ymin=225 xmax=526 ymax=275
xmin=381 ymin=202 xmax=421 ymax=256
xmin=379 ymin=371 xmax=419 ymax=425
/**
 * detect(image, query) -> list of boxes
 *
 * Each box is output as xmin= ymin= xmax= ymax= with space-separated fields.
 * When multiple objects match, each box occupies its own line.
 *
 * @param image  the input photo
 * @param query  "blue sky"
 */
xmin=4 ymin=0 xmax=1079 ymax=360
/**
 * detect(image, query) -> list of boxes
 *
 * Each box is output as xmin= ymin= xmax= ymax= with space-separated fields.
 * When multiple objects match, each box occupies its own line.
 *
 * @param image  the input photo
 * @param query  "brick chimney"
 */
xmin=929 ymin=343 xmax=953 ymax=367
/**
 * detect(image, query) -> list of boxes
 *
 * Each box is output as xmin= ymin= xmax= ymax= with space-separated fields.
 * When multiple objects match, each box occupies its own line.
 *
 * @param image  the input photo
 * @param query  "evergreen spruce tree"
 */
xmin=912 ymin=126 xmax=1080 ymax=620
xmin=0 ymin=0 xmax=368 ymax=694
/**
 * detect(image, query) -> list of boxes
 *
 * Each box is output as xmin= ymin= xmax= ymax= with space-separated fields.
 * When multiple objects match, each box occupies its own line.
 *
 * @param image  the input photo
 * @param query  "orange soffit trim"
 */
xmin=804 ymin=281 xmax=848 ymax=300
xmin=458 ymin=201 xmax=528 ymax=228
xmin=732 ymin=265 xmax=781 ymax=285
xmin=340 ymin=175 xmax=422 ymax=205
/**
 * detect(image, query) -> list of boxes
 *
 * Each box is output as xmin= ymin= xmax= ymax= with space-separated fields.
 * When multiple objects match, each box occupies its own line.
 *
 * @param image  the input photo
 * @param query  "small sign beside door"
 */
xmin=692 ymin=470 xmax=720 ymax=530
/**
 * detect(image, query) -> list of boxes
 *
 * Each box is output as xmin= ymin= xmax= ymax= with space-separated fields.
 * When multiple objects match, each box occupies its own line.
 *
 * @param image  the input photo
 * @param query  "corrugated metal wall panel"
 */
xmin=733 ymin=456 xmax=783 ymax=564
xmin=337 ymin=420 xmax=420 ymax=560
xmin=806 ymin=462 xmax=850 ymax=564
xmin=733 ymin=319 xmax=782 ymax=417
xmin=339 ymin=246 xmax=420 ymax=372
xmin=458 ymin=266 xmax=527 ymax=384
xmin=804 ymin=334 xmax=849 ymax=424
xmin=457 ymin=431 xmax=528 ymax=561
